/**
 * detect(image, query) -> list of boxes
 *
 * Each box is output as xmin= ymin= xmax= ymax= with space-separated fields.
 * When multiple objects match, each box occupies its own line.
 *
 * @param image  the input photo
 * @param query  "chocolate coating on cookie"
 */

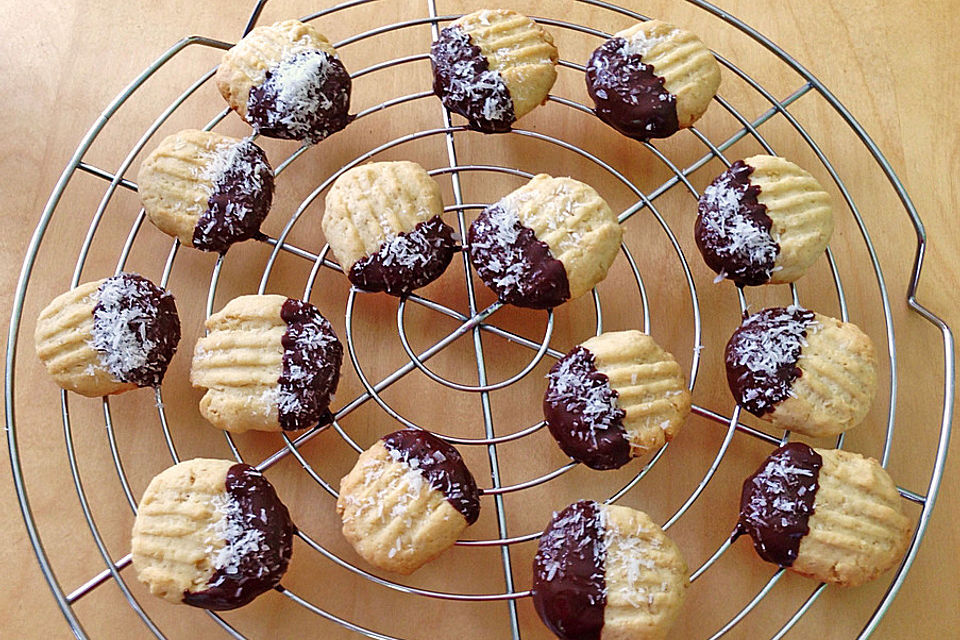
xmin=247 ymin=49 xmax=353 ymax=143
xmin=91 ymin=273 xmax=180 ymax=388
xmin=736 ymin=443 xmax=822 ymax=567
xmin=725 ymin=306 xmax=816 ymax=416
xmin=585 ymin=37 xmax=678 ymax=141
xmin=382 ymin=429 xmax=480 ymax=524
xmin=277 ymin=299 xmax=343 ymax=431
xmin=695 ymin=160 xmax=778 ymax=286
xmin=183 ymin=464 xmax=296 ymax=610
xmin=193 ymin=139 xmax=274 ymax=253
xmin=532 ymin=500 xmax=607 ymax=640
xmin=348 ymin=216 xmax=457 ymax=295
xmin=467 ymin=203 xmax=570 ymax=309
xmin=544 ymin=346 xmax=631 ymax=470
xmin=431 ymin=25 xmax=515 ymax=133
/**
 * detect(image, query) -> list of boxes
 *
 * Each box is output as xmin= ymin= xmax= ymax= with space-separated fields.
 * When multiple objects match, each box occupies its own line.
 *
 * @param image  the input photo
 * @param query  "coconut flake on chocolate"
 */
xmin=548 ymin=348 xmax=621 ymax=424
xmin=208 ymin=492 xmax=265 ymax=575
xmin=544 ymin=346 xmax=631 ymax=470
xmin=348 ymin=215 xmax=457 ymax=295
xmin=736 ymin=442 xmax=822 ymax=567
xmin=585 ymin=37 xmax=678 ymax=140
xmin=725 ymin=306 xmax=817 ymax=416
xmin=192 ymin=138 xmax=274 ymax=253
xmin=277 ymin=299 xmax=343 ymax=431
xmin=430 ymin=25 xmax=515 ymax=133
xmin=467 ymin=203 xmax=570 ymax=309
xmin=532 ymin=500 xmax=607 ymax=640
xmin=247 ymin=49 xmax=352 ymax=143
xmin=183 ymin=464 xmax=295 ymax=610
xmin=91 ymin=273 xmax=180 ymax=388
xmin=695 ymin=160 xmax=778 ymax=286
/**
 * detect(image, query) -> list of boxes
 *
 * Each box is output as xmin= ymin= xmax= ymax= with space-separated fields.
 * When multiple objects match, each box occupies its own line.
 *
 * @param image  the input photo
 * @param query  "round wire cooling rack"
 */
xmin=5 ymin=0 xmax=955 ymax=638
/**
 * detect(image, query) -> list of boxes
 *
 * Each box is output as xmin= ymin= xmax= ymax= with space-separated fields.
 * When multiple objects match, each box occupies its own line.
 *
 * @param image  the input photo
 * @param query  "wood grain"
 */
xmin=2 ymin=1 xmax=957 ymax=638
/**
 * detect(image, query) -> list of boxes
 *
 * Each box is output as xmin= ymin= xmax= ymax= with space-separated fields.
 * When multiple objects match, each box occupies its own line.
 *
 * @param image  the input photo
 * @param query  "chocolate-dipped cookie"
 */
xmin=695 ymin=155 xmax=834 ymax=286
xmin=191 ymin=294 xmax=343 ymax=433
xmin=216 ymin=19 xmax=352 ymax=143
xmin=544 ymin=331 xmax=691 ymax=470
xmin=431 ymin=9 xmax=558 ymax=133
xmin=736 ymin=444 xmax=911 ymax=586
xmin=468 ymin=174 xmax=621 ymax=309
xmin=337 ymin=429 xmax=480 ymax=574
xmin=725 ymin=306 xmax=877 ymax=438
xmin=35 ymin=273 xmax=180 ymax=397
xmin=586 ymin=20 xmax=720 ymax=141
xmin=532 ymin=501 xmax=688 ymax=640
xmin=138 ymin=129 xmax=274 ymax=253
xmin=322 ymin=161 xmax=456 ymax=295
xmin=131 ymin=459 xmax=295 ymax=610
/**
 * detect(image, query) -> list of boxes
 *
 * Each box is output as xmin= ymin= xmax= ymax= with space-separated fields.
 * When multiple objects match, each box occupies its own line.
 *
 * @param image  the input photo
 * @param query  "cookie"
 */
xmin=468 ymin=174 xmax=622 ymax=309
xmin=321 ymin=161 xmax=457 ymax=295
xmin=695 ymin=155 xmax=834 ymax=286
xmin=431 ymin=9 xmax=558 ymax=133
xmin=216 ymin=19 xmax=352 ymax=143
xmin=35 ymin=273 xmax=180 ymax=397
xmin=138 ymin=129 xmax=274 ymax=253
xmin=191 ymin=294 xmax=343 ymax=433
xmin=725 ymin=306 xmax=878 ymax=438
xmin=586 ymin=20 xmax=721 ymax=141
xmin=544 ymin=331 xmax=691 ymax=470
xmin=737 ymin=443 xmax=911 ymax=586
xmin=131 ymin=458 xmax=295 ymax=610
xmin=532 ymin=500 xmax=688 ymax=640
xmin=336 ymin=429 xmax=480 ymax=574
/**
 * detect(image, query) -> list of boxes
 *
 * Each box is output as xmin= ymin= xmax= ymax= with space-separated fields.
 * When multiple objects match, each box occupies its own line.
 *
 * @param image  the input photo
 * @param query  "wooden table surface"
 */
xmin=3 ymin=1 xmax=958 ymax=638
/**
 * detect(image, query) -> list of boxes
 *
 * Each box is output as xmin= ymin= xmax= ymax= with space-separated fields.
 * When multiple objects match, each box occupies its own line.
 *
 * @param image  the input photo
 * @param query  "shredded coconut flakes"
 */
xmin=469 ymin=204 xmax=529 ymax=294
xmin=546 ymin=348 xmax=623 ymax=446
xmin=207 ymin=492 xmax=265 ymax=577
